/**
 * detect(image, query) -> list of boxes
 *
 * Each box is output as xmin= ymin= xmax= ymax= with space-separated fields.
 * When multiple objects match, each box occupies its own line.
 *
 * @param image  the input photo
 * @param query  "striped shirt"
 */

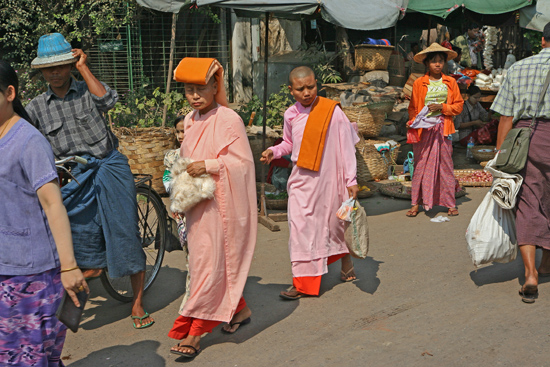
xmin=491 ymin=48 xmax=550 ymax=122
xmin=26 ymin=78 xmax=118 ymax=159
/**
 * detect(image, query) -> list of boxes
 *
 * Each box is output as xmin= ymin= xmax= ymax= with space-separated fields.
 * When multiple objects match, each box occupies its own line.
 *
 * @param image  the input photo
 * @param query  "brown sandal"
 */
xmin=447 ymin=208 xmax=459 ymax=216
xmin=406 ymin=209 xmax=419 ymax=217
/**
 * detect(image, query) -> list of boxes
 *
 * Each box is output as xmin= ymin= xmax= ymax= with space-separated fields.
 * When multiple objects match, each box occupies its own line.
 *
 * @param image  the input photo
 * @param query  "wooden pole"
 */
xmin=162 ymin=12 xmax=178 ymax=128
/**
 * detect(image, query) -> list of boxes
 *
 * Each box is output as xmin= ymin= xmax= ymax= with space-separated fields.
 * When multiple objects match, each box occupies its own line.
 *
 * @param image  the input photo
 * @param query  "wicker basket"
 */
xmin=114 ymin=127 xmax=176 ymax=195
xmin=471 ymin=145 xmax=496 ymax=162
xmin=266 ymin=198 xmax=288 ymax=210
xmin=357 ymin=182 xmax=377 ymax=199
xmin=248 ymin=135 xmax=276 ymax=182
xmin=454 ymin=169 xmax=493 ymax=187
xmin=355 ymin=45 xmax=394 ymax=71
xmin=343 ymin=100 xmax=395 ymax=138
xmin=356 ymin=137 xmax=400 ymax=185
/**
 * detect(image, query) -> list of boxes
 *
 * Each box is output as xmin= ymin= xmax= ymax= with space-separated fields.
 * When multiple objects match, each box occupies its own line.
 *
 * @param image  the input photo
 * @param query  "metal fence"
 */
xmin=87 ymin=7 xmax=231 ymax=98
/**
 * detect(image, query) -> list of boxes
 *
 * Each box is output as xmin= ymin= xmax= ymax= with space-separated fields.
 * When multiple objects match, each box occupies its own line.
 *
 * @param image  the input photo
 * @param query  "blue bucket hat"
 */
xmin=31 ymin=33 xmax=76 ymax=69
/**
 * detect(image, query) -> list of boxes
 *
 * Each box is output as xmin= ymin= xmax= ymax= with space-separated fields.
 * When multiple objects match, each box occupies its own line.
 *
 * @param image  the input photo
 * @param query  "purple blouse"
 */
xmin=0 ymin=119 xmax=60 ymax=275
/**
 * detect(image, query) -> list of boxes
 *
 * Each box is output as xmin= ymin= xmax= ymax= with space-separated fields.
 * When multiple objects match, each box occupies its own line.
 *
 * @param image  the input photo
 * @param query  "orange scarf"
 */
xmin=296 ymin=97 xmax=340 ymax=172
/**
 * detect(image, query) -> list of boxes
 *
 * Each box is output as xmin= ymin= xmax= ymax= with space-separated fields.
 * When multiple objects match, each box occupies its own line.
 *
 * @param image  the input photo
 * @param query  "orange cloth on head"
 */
xmin=173 ymin=57 xmax=229 ymax=107
xmin=292 ymin=253 xmax=346 ymax=296
xmin=296 ymin=97 xmax=340 ymax=171
xmin=407 ymin=73 xmax=463 ymax=141
xmin=168 ymin=297 xmax=247 ymax=339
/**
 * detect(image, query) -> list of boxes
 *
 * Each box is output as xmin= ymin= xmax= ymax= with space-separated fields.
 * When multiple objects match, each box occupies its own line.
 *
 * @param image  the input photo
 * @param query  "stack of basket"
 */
xmin=342 ymin=100 xmax=398 ymax=184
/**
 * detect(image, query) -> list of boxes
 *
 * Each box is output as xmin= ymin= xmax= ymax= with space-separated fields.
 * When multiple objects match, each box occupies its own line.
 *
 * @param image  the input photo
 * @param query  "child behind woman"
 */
xmin=0 ymin=60 xmax=88 ymax=365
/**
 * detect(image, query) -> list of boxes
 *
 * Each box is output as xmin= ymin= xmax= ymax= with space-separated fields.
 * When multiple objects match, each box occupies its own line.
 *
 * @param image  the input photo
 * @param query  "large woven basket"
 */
xmin=343 ymin=100 xmax=395 ymax=138
xmin=379 ymin=182 xmax=467 ymax=200
xmin=471 ymin=145 xmax=496 ymax=162
xmin=355 ymin=45 xmax=394 ymax=71
xmin=248 ymin=135 xmax=276 ymax=182
xmin=114 ymin=127 xmax=176 ymax=195
xmin=356 ymin=137 xmax=400 ymax=184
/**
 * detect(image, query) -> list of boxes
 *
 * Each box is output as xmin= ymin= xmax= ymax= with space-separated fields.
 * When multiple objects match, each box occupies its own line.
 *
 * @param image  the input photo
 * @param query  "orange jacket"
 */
xmin=408 ymin=73 xmax=464 ymax=140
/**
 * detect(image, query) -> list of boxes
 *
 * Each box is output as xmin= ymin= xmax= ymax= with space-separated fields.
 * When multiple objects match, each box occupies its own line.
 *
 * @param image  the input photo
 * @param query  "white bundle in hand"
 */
xmin=170 ymin=157 xmax=216 ymax=213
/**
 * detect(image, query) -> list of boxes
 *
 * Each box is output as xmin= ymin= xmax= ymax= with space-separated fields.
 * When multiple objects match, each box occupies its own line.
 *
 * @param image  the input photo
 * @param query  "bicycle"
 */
xmin=56 ymin=156 xmax=167 ymax=303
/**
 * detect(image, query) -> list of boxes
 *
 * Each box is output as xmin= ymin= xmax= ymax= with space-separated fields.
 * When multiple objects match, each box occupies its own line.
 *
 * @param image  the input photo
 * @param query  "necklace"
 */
xmin=0 ymin=114 xmax=16 ymax=139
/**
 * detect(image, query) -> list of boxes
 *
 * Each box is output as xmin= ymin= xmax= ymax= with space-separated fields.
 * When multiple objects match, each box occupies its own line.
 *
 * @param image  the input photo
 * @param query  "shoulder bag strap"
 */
xmin=531 ymin=67 xmax=550 ymax=129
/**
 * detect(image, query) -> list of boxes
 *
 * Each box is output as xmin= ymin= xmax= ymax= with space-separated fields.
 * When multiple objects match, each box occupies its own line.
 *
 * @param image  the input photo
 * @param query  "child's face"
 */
xmin=175 ymin=120 xmax=185 ymax=145
xmin=184 ymin=78 xmax=217 ymax=114
xmin=289 ymin=74 xmax=317 ymax=107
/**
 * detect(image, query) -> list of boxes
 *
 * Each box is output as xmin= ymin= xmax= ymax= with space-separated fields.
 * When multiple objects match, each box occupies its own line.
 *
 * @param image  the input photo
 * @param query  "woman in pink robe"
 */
xmin=168 ymin=58 xmax=256 ymax=358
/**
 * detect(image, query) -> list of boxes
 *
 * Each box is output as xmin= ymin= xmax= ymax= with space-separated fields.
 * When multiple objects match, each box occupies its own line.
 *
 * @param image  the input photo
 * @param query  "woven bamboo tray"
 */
xmin=471 ymin=145 xmax=496 ymax=162
xmin=355 ymin=44 xmax=394 ymax=71
xmin=379 ymin=182 xmax=467 ymax=200
xmin=454 ymin=169 xmax=493 ymax=187
xmin=357 ymin=182 xmax=377 ymax=199
xmin=114 ymin=127 xmax=176 ymax=194
xmin=356 ymin=137 xmax=400 ymax=185
xmin=266 ymin=198 xmax=287 ymax=210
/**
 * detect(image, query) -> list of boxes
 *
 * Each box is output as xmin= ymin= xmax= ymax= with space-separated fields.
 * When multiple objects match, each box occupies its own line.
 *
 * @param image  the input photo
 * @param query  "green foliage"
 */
xmin=15 ymin=65 xmax=48 ymax=106
xmin=300 ymin=43 xmax=343 ymax=84
xmin=266 ymin=191 xmax=288 ymax=200
xmin=237 ymin=84 xmax=293 ymax=128
xmin=524 ymin=30 xmax=542 ymax=55
xmin=108 ymin=80 xmax=190 ymax=128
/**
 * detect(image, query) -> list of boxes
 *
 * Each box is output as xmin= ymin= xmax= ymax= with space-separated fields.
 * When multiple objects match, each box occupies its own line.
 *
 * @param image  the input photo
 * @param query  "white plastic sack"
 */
xmin=344 ymin=201 xmax=369 ymax=259
xmin=336 ymin=198 xmax=355 ymax=222
xmin=484 ymin=155 xmax=523 ymax=209
xmin=466 ymin=192 xmax=517 ymax=267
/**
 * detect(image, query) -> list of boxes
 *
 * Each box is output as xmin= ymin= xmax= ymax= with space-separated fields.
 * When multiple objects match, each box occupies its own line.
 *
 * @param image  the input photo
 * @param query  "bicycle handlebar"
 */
xmin=55 ymin=156 xmax=88 ymax=166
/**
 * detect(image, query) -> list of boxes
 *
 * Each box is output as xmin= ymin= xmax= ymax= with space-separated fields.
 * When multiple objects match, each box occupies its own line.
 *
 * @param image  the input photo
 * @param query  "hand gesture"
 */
xmin=260 ymin=149 xmax=274 ymax=165
xmin=71 ymin=49 xmax=88 ymax=72
xmin=427 ymin=104 xmax=443 ymax=112
xmin=61 ymin=269 xmax=89 ymax=307
xmin=187 ymin=161 xmax=207 ymax=177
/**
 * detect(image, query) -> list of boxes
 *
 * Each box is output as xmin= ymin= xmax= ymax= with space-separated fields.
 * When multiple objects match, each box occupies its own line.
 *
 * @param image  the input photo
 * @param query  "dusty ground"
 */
xmin=62 ymin=182 xmax=550 ymax=367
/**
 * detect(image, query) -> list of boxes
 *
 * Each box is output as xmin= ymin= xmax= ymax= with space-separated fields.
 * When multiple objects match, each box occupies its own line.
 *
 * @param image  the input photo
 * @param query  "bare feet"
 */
xmin=340 ymin=254 xmax=356 ymax=282
xmin=171 ymin=335 xmax=201 ymax=356
xmin=222 ymin=305 xmax=252 ymax=333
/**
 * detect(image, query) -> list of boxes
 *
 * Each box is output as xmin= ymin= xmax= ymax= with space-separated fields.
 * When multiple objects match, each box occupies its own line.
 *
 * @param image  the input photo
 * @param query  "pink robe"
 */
xmin=179 ymin=106 xmax=257 ymax=322
xmin=270 ymin=100 xmax=359 ymax=277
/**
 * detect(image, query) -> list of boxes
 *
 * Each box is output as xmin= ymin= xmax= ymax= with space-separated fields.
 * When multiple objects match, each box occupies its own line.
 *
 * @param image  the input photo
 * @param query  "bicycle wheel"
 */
xmin=100 ymin=185 xmax=167 ymax=302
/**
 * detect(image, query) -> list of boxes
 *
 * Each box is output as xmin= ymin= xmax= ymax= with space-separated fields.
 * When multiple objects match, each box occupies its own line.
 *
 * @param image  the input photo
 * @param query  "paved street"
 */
xmin=63 ymin=187 xmax=550 ymax=366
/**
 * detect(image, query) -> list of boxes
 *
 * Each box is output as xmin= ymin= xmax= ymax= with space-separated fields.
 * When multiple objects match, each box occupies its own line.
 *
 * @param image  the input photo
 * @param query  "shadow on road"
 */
xmin=317 ymin=256 xmax=382 ymax=296
xmin=67 ymin=340 xmax=165 ymax=367
xmin=81 ymin=266 xmax=186 ymax=330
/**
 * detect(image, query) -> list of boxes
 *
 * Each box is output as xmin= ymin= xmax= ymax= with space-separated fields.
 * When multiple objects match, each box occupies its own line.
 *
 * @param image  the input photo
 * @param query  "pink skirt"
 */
xmin=411 ymin=122 xmax=455 ymax=210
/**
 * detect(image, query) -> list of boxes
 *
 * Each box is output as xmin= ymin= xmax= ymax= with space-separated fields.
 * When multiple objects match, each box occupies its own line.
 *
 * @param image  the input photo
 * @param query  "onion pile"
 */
xmin=455 ymin=171 xmax=493 ymax=184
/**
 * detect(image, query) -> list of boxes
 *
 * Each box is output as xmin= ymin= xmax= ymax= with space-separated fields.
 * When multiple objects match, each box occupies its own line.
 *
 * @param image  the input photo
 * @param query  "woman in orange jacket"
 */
xmin=406 ymin=43 xmax=464 ymax=217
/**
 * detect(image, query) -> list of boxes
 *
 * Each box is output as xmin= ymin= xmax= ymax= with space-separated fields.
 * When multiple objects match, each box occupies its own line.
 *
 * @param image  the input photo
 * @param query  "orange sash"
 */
xmin=296 ymin=97 xmax=340 ymax=172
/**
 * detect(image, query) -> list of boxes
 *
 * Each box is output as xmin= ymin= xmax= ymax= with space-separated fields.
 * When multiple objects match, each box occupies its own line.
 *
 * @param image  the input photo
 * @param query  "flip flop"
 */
xmin=519 ymin=285 xmax=538 ymax=304
xmin=170 ymin=344 xmax=201 ymax=358
xmin=131 ymin=311 xmax=155 ymax=329
xmin=279 ymin=286 xmax=304 ymax=300
xmin=447 ymin=208 xmax=459 ymax=216
xmin=406 ymin=209 xmax=419 ymax=217
xmin=221 ymin=317 xmax=251 ymax=334
xmin=340 ymin=267 xmax=356 ymax=282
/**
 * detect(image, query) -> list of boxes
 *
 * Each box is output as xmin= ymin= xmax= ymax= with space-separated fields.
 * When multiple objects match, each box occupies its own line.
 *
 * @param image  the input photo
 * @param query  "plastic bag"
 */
xmin=344 ymin=200 xmax=369 ymax=259
xmin=336 ymin=198 xmax=355 ymax=222
xmin=465 ymin=192 xmax=517 ymax=267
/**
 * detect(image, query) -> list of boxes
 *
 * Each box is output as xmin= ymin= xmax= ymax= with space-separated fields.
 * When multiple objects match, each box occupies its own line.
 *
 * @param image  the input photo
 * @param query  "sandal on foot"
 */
xmin=170 ymin=344 xmax=201 ymax=358
xmin=279 ymin=286 xmax=304 ymax=300
xmin=221 ymin=317 xmax=251 ymax=334
xmin=340 ymin=267 xmax=356 ymax=282
xmin=519 ymin=285 xmax=538 ymax=304
xmin=406 ymin=209 xmax=419 ymax=217
xmin=131 ymin=311 xmax=155 ymax=329
xmin=447 ymin=208 xmax=459 ymax=216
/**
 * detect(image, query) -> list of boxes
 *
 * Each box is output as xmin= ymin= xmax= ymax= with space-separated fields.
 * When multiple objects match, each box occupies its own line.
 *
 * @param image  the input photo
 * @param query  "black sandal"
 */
xmin=170 ymin=343 xmax=201 ymax=358
xmin=221 ymin=317 xmax=251 ymax=334
xmin=519 ymin=285 xmax=538 ymax=304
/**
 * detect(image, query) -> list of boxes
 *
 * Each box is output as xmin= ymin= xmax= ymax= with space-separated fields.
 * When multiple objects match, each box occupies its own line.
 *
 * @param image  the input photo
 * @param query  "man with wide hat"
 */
xmin=26 ymin=33 xmax=154 ymax=329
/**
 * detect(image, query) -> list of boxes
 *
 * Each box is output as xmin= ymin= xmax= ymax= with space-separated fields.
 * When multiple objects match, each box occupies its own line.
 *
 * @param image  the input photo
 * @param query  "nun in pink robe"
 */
xmin=168 ymin=58 xmax=256 ymax=342
xmin=270 ymin=97 xmax=359 ymax=296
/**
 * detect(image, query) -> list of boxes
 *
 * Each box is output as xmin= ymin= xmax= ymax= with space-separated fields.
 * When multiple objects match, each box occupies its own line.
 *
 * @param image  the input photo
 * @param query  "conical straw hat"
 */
xmin=413 ymin=43 xmax=457 ymax=64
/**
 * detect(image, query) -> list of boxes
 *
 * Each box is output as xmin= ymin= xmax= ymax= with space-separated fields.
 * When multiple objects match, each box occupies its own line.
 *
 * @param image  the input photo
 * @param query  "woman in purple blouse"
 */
xmin=0 ymin=60 xmax=88 ymax=365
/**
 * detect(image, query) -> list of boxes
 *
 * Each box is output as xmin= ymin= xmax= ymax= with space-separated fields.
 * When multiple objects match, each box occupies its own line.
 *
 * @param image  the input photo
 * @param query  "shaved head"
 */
xmin=289 ymin=66 xmax=315 ymax=86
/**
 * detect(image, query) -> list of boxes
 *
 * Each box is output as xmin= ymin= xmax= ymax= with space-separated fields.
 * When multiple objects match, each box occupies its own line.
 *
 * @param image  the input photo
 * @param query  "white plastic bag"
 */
xmin=336 ymin=198 xmax=355 ymax=222
xmin=465 ymin=192 xmax=517 ymax=267
xmin=344 ymin=200 xmax=369 ymax=259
